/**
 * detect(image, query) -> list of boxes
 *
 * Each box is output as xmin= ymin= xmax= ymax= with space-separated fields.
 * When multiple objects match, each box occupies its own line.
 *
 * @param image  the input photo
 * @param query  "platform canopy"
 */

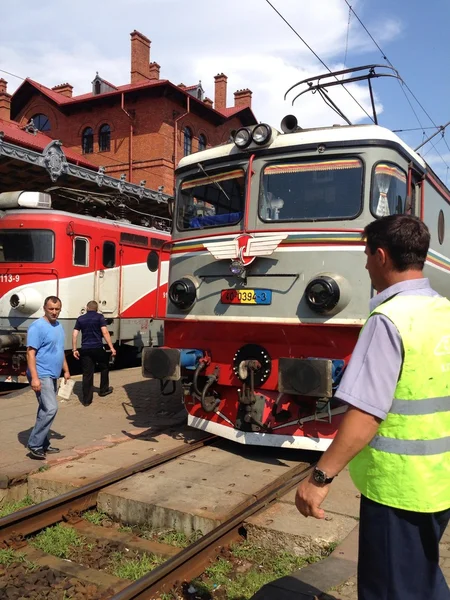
xmin=0 ymin=119 xmax=172 ymax=225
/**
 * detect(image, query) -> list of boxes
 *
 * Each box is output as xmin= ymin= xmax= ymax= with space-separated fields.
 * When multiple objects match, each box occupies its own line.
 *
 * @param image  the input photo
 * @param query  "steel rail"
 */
xmin=0 ymin=434 xmax=216 ymax=542
xmin=109 ymin=461 xmax=316 ymax=600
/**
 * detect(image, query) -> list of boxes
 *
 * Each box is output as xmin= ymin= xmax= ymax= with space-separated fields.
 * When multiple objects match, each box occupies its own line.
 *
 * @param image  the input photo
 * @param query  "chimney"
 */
xmin=234 ymin=88 xmax=252 ymax=109
xmin=51 ymin=83 xmax=73 ymax=98
xmin=203 ymin=96 xmax=213 ymax=108
xmin=130 ymin=30 xmax=151 ymax=83
xmin=214 ymin=73 xmax=227 ymax=111
xmin=0 ymin=79 xmax=11 ymax=121
xmin=148 ymin=61 xmax=160 ymax=80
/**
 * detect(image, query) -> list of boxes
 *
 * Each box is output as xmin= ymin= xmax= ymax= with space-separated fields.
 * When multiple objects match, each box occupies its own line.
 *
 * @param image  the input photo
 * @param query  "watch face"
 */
xmin=313 ymin=469 xmax=326 ymax=484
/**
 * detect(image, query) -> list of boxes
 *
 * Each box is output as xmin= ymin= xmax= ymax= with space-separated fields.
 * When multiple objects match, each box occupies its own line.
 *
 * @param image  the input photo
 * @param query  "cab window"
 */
xmin=102 ymin=241 xmax=116 ymax=268
xmin=371 ymin=163 xmax=407 ymax=217
xmin=73 ymin=237 xmax=89 ymax=267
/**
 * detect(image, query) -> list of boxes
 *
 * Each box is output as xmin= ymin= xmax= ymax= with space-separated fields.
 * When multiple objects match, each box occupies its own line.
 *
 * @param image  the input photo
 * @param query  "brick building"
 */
xmin=6 ymin=30 xmax=257 ymax=195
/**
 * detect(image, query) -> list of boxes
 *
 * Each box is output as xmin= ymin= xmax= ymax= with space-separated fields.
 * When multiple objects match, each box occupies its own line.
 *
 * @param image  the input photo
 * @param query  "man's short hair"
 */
xmin=363 ymin=214 xmax=430 ymax=271
xmin=44 ymin=295 xmax=62 ymax=307
xmin=86 ymin=300 xmax=98 ymax=311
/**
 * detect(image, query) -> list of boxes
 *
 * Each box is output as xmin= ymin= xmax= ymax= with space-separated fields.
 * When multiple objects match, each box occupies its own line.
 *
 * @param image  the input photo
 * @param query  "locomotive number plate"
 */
xmin=221 ymin=289 xmax=272 ymax=305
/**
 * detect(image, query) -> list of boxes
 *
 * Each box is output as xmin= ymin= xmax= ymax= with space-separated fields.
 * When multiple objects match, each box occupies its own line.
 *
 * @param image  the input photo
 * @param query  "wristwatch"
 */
xmin=312 ymin=467 xmax=335 ymax=485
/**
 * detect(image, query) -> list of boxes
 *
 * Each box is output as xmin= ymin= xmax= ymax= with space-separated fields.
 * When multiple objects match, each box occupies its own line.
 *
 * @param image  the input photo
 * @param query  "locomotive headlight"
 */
xmin=305 ymin=276 xmax=340 ymax=313
xmin=168 ymin=278 xmax=197 ymax=310
xmin=252 ymin=124 xmax=272 ymax=145
xmin=230 ymin=259 xmax=246 ymax=279
xmin=9 ymin=288 xmax=43 ymax=315
xmin=234 ymin=127 xmax=252 ymax=149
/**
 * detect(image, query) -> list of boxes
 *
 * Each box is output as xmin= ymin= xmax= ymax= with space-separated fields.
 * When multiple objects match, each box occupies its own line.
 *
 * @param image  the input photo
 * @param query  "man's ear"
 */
xmin=375 ymin=247 xmax=387 ymax=266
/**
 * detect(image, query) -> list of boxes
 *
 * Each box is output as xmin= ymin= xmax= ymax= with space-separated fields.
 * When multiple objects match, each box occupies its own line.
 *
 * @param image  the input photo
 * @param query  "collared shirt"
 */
xmin=74 ymin=311 xmax=107 ymax=349
xmin=335 ymin=278 xmax=440 ymax=420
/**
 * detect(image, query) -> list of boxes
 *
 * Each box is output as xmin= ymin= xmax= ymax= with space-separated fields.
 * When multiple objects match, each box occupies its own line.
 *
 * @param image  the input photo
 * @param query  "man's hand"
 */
xmin=110 ymin=348 xmax=117 ymax=357
xmin=72 ymin=350 xmax=80 ymax=360
xmin=63 ymin=371 xmax=71 ymax=383
xmin=295 ymin=474 xmax=330 ymax=519
xmin=31 ymin=377 xmax=41 ymax=392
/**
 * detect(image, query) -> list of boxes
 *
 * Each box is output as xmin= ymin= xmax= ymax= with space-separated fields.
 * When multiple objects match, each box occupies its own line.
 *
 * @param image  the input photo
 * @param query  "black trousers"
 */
xmin=80 ymin=347 xmax=109 ymax=405
xmin=358 ymin=494 xmax=450 ymax=600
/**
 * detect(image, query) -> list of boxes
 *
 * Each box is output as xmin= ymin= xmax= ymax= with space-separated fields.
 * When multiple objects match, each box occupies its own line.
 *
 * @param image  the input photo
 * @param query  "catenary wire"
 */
xmin=341 ymin=0 xmax=450 ymax=160
xmin=264 ymin=0 xmax=374 ymax=123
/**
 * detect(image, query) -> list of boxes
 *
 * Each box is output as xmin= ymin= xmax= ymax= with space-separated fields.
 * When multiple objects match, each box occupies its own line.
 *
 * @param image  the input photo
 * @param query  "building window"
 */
xmin=31 ymin=114 xmax=50 ymax=132
xmin=198 ymin=134 xmax=207 ymax=152
xmin=94 ymin=80 xmax=101 ymax=95
xmin=99 ymin=124 xmax=111 ymax=152
xmin=73 ymin=237 xmax=89 ymax=267
xmin=82 ymin=127 xmax=94 ymax=154
xmin=183 ymin=127 xmax=192 ymax=156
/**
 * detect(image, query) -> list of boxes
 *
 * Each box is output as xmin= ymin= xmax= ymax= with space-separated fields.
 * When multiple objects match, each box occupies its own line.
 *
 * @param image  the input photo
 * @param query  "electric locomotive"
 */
xmin=0 ymin=190 xmax=170 ymax=382
xmin=143 ymin=75 xmax=450 ymax=450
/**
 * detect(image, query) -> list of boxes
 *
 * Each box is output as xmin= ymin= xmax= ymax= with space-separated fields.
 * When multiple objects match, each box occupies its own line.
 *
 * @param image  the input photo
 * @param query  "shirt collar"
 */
xmin=369 ymin=278 xmax=431 ymax=312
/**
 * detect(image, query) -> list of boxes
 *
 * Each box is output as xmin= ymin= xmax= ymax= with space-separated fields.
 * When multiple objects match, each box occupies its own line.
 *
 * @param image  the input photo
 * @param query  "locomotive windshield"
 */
xmin=0 ymin=229 xmax=54 ymax=263
xmin=177 ymin=166 xmax=245 ymax=230
xmin=260 ymin=158 xmax=363 ymax=221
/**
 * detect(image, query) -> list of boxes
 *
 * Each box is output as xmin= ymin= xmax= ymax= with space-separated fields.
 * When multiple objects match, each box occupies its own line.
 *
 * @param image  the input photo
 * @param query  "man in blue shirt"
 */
xmin=27 ymin=295 xmax=71 ymax=460
xmin=72 ymin=300 xmax=116 ymax=406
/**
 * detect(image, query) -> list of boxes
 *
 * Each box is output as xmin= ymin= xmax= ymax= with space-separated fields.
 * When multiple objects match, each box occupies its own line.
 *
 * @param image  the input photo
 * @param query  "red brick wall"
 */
xmin=15 ymin=93 xmax=248 ymax=195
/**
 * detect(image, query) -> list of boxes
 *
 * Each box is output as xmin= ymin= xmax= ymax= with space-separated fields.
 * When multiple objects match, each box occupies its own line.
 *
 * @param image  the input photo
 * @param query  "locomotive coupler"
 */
xmin=237 ymin=361 xmax=269 ymax=431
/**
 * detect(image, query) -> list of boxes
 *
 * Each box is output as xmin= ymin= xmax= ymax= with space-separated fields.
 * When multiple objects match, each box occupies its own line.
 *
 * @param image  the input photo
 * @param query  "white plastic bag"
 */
xmin=58 ymin=378 xmax=75 ymax=400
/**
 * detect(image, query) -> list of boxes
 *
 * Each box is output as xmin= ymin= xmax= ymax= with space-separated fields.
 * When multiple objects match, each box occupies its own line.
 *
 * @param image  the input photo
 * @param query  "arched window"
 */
xmin=183 ymin=127 xmax=192 ymax=156
xmin=82 ymin=127 xmax=94 ymax=154
xmin=198 ymin=133 xmax=207 ymax=152
xmin=99 ymin=124 xmax=111 ymax=152
xmin=95 ymin=80 xmax=101 ymax=95
xmin=31 ymin=114 xmax=51 ymax=132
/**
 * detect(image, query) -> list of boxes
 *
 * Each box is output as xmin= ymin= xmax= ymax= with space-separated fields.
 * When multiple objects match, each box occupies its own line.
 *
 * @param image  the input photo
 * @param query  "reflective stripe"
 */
xmin=369 ymin=435 xmax=450 ymax=455
xmin=390 ymin=396 xmax=450 ymax=415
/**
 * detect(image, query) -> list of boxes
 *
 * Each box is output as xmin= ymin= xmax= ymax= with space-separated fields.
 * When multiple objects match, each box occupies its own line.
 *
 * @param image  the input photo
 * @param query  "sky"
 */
xmin=1 ymin=0 xmax=450 ymax=181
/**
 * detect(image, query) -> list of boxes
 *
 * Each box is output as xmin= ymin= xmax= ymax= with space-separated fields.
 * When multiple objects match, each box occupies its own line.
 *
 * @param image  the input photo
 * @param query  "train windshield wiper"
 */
xmin=197 ymin=162 xmax=231 ymax=204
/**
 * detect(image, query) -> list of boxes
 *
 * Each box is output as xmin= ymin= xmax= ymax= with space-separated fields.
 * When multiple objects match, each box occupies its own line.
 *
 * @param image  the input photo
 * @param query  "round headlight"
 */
xmin=234 ymin=127 xmax=252 ymax=149
xmin=169 ymin=278 xmax=197 ymax=310
xmin=252 ymin=124 xmax=272 ymax=145
xmin=305 ymin=276 xmax=340 ymax=313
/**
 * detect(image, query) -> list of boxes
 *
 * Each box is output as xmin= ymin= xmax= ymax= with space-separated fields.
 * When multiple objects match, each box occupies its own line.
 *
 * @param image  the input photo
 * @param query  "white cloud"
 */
xmin=0 ymin=0 xmax=401 ymax=129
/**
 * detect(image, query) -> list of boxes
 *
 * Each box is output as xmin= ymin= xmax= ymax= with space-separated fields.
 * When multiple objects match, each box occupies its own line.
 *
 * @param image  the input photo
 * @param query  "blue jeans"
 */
xmin=28 ymin=377 xmax=58 ymax=450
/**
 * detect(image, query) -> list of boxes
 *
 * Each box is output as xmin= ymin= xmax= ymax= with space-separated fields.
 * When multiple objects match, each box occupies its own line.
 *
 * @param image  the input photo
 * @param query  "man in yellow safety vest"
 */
xmin=296 ymin=214 xmax=450 ymax=599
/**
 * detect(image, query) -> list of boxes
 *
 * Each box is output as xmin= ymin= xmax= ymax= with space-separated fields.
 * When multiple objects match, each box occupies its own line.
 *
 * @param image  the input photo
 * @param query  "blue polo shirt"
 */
xmin=27 ymin=318 xmax=65 ymax=378
xmin=74 ymin=311 xmax=107 ymax=349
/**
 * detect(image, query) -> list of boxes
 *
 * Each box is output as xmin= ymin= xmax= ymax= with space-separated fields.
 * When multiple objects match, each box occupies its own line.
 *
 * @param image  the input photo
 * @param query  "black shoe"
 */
xmin=45 ymin=446 xmax=60 ymax=454
xmin=98 ymin=387 xmax=113 ymax=397
xmin=28 ymin=447 xmax=46 ymax=460
xmin=82 ymin=401 xmax=92 ymax=406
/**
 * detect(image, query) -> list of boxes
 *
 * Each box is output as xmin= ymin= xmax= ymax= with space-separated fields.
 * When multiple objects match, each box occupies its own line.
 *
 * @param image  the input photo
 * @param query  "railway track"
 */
xmin=0 ymin=437 xmax=315 ymax=599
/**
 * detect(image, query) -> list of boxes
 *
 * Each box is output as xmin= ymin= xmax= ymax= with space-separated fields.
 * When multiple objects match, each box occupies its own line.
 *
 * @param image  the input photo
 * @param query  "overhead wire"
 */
xmin=341 ymin=0 xmax=450 ymax=164
xmin=264 ymin=0 xmax=374 ymax=123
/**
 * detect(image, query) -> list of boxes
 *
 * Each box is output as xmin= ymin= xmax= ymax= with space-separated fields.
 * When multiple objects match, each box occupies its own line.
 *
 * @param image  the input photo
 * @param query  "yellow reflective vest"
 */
xmin=349 ymin=294 xmax=450 ymax=512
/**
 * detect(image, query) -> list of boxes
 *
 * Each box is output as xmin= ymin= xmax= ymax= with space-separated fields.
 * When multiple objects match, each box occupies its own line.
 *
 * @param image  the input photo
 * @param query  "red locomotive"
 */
xmin=0 ymin=190 xmax=170 ymax=382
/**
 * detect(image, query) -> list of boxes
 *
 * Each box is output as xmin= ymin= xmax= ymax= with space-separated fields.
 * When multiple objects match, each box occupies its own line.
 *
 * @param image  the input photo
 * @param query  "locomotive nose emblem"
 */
xmin=203 ymin=233 xmax=288 ymax=264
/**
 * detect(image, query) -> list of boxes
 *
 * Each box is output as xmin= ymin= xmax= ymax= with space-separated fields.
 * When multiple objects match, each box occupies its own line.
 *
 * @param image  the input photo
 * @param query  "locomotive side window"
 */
xmin=371 ymin=163 xmax=407 ymax=218
xmin=102 ymin=241 xmax=116 ymax=268
xmin=0 ymin=230 xmax=54 ymax=263
xmin=73 ymin=237 xmax=89 ymax=267
xmin=260 ymin=158 xmax=363 ymax=221
xmin=178 ymin=167 xmax=245 ymax=230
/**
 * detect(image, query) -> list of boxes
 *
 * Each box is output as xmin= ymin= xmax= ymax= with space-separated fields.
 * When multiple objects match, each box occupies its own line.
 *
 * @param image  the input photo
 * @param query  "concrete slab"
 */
xmin=245 ymin=501 xmax=358 ymax=557
xmin=28 ymin=461 xmax=116 ymax=503
xmin=97 ymin=471 xmax=250 ymax=535
xmin=280 ymin=468 xmax=361 ymax=519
